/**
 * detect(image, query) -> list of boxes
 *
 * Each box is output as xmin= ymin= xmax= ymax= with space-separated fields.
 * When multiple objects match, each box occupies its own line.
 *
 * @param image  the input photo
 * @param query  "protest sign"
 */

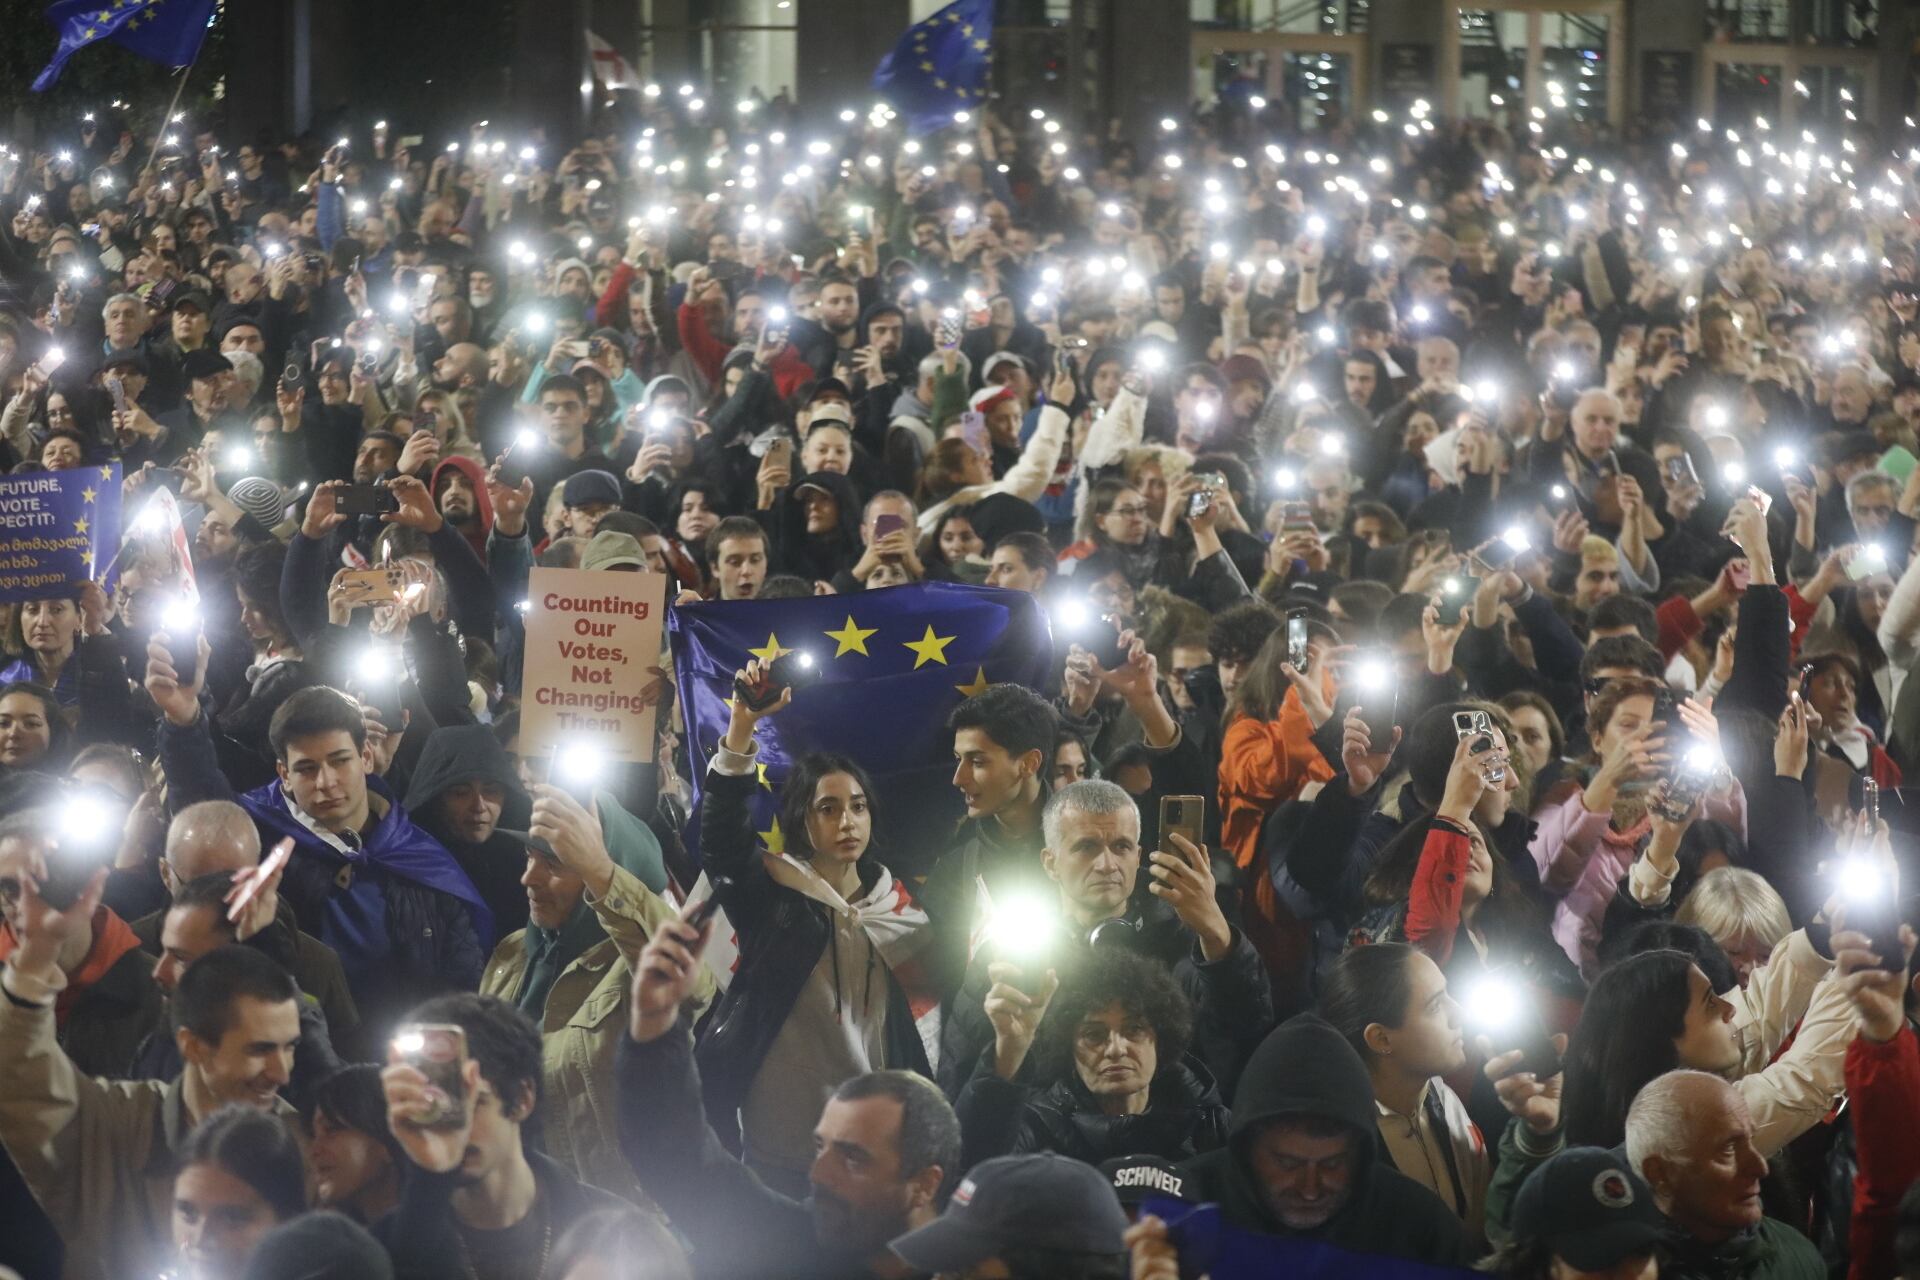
xmin=0 ymin=464 xmax=121 ymax=602
xmin=520 ymin=566 xmax=668 ymax=762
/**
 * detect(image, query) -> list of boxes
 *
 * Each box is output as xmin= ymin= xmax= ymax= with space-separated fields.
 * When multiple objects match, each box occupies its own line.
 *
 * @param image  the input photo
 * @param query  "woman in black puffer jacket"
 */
xmin=955 ymin=948 xmax=1231 ymax=1170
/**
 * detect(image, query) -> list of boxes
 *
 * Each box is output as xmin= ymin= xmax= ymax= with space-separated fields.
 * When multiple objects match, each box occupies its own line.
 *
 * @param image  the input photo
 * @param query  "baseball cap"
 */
xmin=889 ymin=1155 xmax=1129 ymax=1272
xmin=581 ymin=530 xmax=647 ymax=572
xmin=1100 ymin=1155 xmax=1198 ymax=1212
xmin=170 ymin=289 xmax=213 ymax=315
xmin=981 ymin=351 xmax=1027 ymax=384
xmin=806 ymin=401 xmax=854 ymax=429
xmin=1511 ymin=1148 xmax=1665 ymax=1272
xmin=806 ymin=375 xmax=854 ymax=404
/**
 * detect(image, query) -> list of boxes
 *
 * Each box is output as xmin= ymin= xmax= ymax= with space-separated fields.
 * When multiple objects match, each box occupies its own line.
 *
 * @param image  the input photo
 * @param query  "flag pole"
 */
xmin=140 ymin=53 xmax=199 ymax=179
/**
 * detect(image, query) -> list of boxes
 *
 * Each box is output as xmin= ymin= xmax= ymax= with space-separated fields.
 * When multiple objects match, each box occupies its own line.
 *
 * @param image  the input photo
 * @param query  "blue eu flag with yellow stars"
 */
xmin=32 ymin=0 xmax=217 ymax=92
xmin=669 ymin=581 xmax=1052 ymax=875
xmin=873 ymin=0 xmax=996 ymax=136
xmin=0 ymin=463 xmax=120 ymax=601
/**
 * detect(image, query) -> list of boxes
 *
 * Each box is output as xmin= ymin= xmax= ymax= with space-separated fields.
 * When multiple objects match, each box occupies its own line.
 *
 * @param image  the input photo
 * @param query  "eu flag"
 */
xmin=668 ymin=581 xmax=1053 ymax=877
xmin=32 ymin=0 xmax=217 ymax=93
xmin=872 ymin=0 xmax=996 ymax=136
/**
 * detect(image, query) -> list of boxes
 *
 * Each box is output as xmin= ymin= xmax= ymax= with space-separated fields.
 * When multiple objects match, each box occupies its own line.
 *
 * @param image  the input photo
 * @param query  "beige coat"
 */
xmin=0 ymin=978 xmax=301 ymax=1280
xmin=480 ymin=861 xmax=715 ymax=1205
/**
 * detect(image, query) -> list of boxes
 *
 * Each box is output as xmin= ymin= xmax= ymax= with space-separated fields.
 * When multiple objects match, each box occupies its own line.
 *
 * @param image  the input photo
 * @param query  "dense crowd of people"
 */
xmin=2 ymin=53 xmax=1920 ymax=1280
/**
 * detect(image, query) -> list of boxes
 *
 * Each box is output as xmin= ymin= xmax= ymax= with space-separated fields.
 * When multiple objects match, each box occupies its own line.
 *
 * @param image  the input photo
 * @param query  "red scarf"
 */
xmin=0 ymin=907 xmax=144 ymax=1026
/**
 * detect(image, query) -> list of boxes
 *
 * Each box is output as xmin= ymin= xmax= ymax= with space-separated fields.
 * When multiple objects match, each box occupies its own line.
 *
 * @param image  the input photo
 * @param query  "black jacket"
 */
xmin=616 ymin=1027 xmax=889 ymax=1280
xmin=1179 ymin=1013 xmax=1474 ymax=1266
xmin=374 ymin=1148 xmax=629 ymax=1280
xmin=403 ymin=725 xmax=536 ymax=940
xmin=691 ymin=769 xmax=932 ymax=1152
xmin=938 ymin=898 xmax=1273 ymax=1101
xmin=955 ymin=1055 xmax=1231 ymax=1170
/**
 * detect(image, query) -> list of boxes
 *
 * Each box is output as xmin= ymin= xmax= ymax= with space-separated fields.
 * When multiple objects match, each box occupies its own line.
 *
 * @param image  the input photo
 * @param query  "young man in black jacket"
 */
xmin=377 ymin=993 xmax=630 ymax=1280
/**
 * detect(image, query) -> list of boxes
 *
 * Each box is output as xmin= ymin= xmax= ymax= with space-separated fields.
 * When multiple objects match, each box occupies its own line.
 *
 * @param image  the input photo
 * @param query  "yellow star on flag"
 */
xmin=757 ymin=819 xmax=785 ymax=855
xmin=81 ymin=550 xmax=95 ymax=571
xmin=973 ymin=38 xmax=988 ymax=50
xmin=955 ymin=666 xmax=991 ymax=697
xmin=99 ymin=465 xmax=113 ymax=480
xmin=904 ymin=624 xmax=956 ymax=669
xmin=920 ymin=61 xmax=935 ymax=72
xmin=95 ymin=11 xmax=108 ymax=21
xmin=80 ymin=486 xmax=96 ymax=503
xmin=72 ymin=517 xmax=88 ymax=535
xmin=756 ymin=763 xmax=773 ymax=790
xmin=722 ymin=693 xmax=739 ymax=716
xmin=748 ymin=632 xmax=791 ymax=663
xmin=81 ymin=27 xmax=96 ymax=39
xmin=933 ymin=78 xmax=948 ymax=89
xmin=825 ymin=615 xmax=877 ymax=657
xmin=962 ymin=22 xmax=973 ymax=34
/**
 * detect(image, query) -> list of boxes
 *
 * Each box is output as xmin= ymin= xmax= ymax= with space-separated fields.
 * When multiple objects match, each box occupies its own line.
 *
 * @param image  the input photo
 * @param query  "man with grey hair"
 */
xmin=1846 ymin=470 xmax=1899 ymax=542
xmin=1535 ymin=386 xmax=1663 ymax=541
xmin=940 ymin=778 xmax=1271 ymax=1100
xmin=128 ymin=800 xmax=359 ymax=1053
xmin=1624 ymin=1070 xmax=1823 ymax=1274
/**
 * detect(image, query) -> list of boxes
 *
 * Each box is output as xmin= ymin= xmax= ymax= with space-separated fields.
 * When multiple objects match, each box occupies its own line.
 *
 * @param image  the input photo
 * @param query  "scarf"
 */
xmin=515 ymin=898 xmax=607 ymax=1018
xmin=1104 ymin=533 xmax=1162 ymax=591
xmin=761 ymin=851 xmax=939 ymax=1023
xmin=0 ymin=906 xmax=142 ymax=1026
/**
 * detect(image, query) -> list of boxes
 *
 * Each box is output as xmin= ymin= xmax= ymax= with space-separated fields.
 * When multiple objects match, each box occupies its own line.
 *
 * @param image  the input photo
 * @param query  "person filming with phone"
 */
xmin=940 ymin=779 xmax=1271 ymax=1106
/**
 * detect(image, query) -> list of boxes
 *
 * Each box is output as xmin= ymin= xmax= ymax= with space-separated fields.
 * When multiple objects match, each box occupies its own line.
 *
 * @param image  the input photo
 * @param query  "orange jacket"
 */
xmin=1218 ymin=687 xmax=1336 ymax=871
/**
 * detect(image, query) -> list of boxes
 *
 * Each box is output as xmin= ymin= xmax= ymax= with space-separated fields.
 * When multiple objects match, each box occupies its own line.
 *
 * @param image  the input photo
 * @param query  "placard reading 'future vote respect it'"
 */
xmin=0 ymin=464 xmax=121 ymax=602
xmin=519 ymin=566 xmax=668 ymax=763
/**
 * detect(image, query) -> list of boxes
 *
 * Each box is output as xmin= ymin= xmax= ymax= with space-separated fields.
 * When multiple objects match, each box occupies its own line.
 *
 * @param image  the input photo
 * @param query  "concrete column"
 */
xmin=1103 ymin=0 xmax=1188 ymax=143
xmin=1875 ymin=3 xmax=1913 ymax=132
xmin=591 ymin=0 xmax=640 ymax=65
xmin=1627 ymin=0 xmax=1707 ymax=120
xmin=1366 ymin=0 xmax=1445 ymax=115
xmin=222 ymin=0 xmax=297 ymax=136
xmin=511 ymin=0 xmax=592 ymax=142
xmin=796 ymin=0 xmax=909 ymax=110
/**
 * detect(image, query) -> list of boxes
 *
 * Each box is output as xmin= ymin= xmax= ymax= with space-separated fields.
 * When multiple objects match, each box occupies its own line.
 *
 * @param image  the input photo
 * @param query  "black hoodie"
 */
xmin=403 ymin=726 xmax=533 ymax=938
xmin=1179 ymin=1014 xmax=1474 ymax=1267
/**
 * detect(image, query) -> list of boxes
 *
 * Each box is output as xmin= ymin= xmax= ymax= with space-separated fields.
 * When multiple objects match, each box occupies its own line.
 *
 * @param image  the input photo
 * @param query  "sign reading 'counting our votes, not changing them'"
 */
xmin=520 ymin=566 xmax=669 ymax=762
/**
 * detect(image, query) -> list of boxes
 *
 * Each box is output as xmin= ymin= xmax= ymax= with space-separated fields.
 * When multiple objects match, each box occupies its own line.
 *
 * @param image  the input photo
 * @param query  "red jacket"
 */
xmin=1407 ymin=823 xmax=1470 ymax=966
xmin=1845 ymin=1026 xmax=1920 ymax=1280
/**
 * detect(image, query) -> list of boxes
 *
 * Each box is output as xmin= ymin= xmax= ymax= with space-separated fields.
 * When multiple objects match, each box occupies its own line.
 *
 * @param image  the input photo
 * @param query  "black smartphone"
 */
xmin=732 ymin=650 xmax=821 ymax=712
xmin=337 ymin=484 xmax=397 ymax=517
xmin=280 ymin=361 xmax=302 ymax=392
xmin=1438 ymin=574 xmax=1479 ymax=620
xmin=355 ymin=670 xmax=406 ymax=729
xmin=32 ymin=842 xmax=97 ymax=911
xmin=1663 ymin=454 xmax=1699 ymax=486
xmin=1352 ymin=653 xmax=1399 ymax=746
xmin=685 ymin=881 xmax=731 ymax=930
xmin=1086 ymin=613 xmax=1130 ymax=671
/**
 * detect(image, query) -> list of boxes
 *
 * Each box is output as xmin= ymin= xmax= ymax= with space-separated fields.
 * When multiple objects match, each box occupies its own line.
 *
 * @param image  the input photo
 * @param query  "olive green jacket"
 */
xmin=480 ymin=859 xmax=715 ymax=1206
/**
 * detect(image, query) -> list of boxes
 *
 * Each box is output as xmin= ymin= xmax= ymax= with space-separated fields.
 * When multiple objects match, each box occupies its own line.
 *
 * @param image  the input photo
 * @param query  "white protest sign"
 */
xmin=520 ymin=566 xmax=668 ymax=762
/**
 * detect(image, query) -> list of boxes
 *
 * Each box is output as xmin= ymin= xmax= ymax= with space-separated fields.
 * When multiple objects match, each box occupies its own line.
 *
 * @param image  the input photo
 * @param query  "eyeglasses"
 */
xmin=1108 ymin=504 xmax=1150 ymax=519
